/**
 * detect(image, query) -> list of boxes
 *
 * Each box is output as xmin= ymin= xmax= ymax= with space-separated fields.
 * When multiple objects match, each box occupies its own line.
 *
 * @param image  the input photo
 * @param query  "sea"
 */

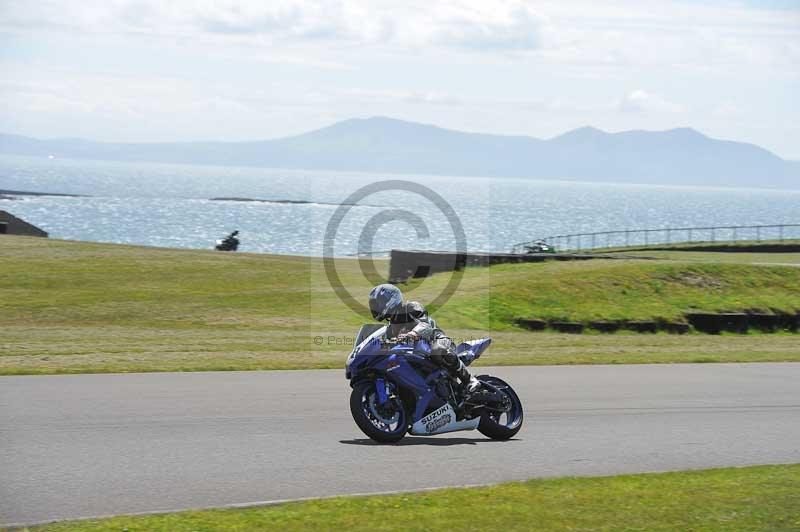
xmin=1 ymin=154 xmax=798 ymax=256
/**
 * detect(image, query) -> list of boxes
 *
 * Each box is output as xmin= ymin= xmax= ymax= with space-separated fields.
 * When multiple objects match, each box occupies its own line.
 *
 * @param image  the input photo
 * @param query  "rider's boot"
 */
xmin=455 ymin=360 xmax=480 ymax=394
xmin=453 ymin=361 xmax=480 ymax=421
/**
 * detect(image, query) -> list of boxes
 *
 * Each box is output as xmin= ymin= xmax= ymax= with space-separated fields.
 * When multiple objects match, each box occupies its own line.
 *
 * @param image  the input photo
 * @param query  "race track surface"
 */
xmin=2 ymin=363 xmax=799 ymax=526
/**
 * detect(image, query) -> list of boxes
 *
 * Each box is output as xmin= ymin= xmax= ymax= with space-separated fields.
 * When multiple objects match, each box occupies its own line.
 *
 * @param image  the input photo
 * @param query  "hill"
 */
xmin=2 ymin=117 xmax=798 ymax=188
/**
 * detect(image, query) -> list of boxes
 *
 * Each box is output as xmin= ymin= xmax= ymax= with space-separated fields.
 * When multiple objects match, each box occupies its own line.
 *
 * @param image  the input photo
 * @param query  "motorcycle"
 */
xmin=345 ymin=324 xmax=524 ymax=443
xmin=214 ymin=236 xmax=239 ymax=251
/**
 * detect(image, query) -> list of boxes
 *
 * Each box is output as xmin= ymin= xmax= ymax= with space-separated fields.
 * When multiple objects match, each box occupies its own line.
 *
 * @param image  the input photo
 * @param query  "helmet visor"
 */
xmin=369 ymin=298 xmax=386 ymax=320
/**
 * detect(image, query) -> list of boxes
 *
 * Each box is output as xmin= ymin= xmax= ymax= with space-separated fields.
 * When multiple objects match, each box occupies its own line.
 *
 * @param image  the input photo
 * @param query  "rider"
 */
xmin=368 ymin=283 xmax=480 ymax=394
xmin=224 ymin=230 xmax=240 ymax=249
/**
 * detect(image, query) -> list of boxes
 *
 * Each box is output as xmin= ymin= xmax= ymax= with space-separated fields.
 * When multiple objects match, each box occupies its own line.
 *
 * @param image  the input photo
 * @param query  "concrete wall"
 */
xmin=0 ymin=211 xmax=48 ymax=237
xmin=389 ymin=250 xmax=465 ymax=282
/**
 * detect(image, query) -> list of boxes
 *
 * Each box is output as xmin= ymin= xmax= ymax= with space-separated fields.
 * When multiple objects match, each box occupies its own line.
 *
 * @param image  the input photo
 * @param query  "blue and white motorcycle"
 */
xmin=346 ymin=324 xmax=524 ymax=443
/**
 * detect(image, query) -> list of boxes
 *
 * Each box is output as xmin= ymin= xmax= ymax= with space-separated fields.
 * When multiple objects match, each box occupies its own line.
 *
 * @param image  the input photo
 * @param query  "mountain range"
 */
xmin=1 ymin=117 xmax=798 ymax=188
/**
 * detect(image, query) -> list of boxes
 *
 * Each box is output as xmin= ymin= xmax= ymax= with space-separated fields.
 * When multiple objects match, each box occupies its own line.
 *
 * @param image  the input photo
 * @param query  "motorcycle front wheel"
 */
xmin=349 ymin=381 xmax=408 ymax=443
xmin=477 ymin=376 xmax=524 ymax=440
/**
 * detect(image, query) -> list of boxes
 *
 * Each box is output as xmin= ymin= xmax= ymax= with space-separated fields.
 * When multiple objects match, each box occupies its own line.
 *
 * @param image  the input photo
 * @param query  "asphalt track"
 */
xmin=2 ymin=363 xmax=799 ymax=526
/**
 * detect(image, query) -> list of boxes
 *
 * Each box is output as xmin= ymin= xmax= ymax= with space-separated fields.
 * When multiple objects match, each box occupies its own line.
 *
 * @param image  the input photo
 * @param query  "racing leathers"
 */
xmin=386 ymin=301 xmax=479 ymax=394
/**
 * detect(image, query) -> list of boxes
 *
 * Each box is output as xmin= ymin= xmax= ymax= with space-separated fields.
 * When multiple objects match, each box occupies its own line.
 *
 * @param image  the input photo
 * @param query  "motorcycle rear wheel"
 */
xmin=350 ymin=381 xmax=408 ymax=443
xmin=476 ymin=376 xmax=524 ymax=440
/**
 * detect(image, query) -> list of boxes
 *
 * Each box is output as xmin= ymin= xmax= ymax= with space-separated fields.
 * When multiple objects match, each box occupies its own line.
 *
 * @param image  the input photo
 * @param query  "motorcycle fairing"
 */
xmin=455 ymin=338 xmax=491 ymax=356
xmin=345 ymin=325 xmax=387 ymax=380
xmin=367 ymin=350 xmax=448 ymax=424
xmin=455 ymin=337 xmax=491 ymax=366
xmin=348 ymin=334 xmax=448 ymax=425
xmin=409 ymin=403 xmax=480 ymax=435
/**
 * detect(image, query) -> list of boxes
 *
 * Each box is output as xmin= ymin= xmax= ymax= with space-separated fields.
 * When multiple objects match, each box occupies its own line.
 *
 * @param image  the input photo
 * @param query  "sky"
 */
xmin=1 ymin=0 xmax=799 ymax=158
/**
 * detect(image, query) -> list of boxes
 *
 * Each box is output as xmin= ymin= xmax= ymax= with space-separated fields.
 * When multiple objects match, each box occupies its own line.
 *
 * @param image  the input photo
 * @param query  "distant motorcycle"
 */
xmin=524 ymin=241 xmax=555 ymax=254
xmin=345 ymin=324 xmax=524 ymax=443
xmin=215 ymin=231 xmax=240 ymax=252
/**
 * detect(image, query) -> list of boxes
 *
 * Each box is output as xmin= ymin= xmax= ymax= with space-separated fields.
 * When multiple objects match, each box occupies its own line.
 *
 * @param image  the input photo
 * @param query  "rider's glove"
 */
xmin=397 ymin=331 xmax=419 ymax=344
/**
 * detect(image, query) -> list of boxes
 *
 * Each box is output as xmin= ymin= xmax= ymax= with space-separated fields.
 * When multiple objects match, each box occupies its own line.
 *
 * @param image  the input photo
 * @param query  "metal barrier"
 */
xmin=511 ymin=224 xmax=800 ymax=254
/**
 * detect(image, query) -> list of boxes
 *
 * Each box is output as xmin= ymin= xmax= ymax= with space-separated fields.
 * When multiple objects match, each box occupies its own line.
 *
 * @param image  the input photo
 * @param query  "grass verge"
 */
xmin=29 ymin=464 xmax=800 ymax=531
xmin=593 ymin=238 xmax=800 ymax=254
xmin=2 ymin=236 xmax=800 ymax=374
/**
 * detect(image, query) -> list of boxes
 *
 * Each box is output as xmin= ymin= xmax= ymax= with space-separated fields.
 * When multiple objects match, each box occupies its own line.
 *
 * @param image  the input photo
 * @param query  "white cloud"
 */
xmin=190 ymin=1 xmax=392 ymax=42
xmin=619 ymin=90 xmax=684 ymax=114
xmin=424 ymin=3 xmax=545 ymax=50
xmin=0 ymin=0 xmax=547 ymax=52
xmin=2 ymin=0 xmax=798 ymax=66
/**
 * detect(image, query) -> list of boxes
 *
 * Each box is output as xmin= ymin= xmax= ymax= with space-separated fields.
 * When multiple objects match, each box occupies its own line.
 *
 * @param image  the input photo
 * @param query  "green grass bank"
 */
xmin=2 ymin=235 xmax=800 ymax=375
